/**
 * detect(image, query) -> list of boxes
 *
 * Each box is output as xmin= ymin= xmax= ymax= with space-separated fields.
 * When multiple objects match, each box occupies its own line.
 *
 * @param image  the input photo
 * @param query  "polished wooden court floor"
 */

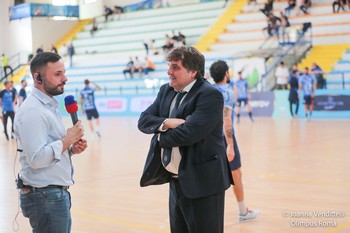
xmin=1 ymin=117 xmax=349 ymax=233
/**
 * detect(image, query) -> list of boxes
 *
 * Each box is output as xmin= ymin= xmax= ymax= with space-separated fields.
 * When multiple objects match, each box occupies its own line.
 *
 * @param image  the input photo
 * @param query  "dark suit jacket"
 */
xmin=138 ymin=78 xmax=233 ymax=199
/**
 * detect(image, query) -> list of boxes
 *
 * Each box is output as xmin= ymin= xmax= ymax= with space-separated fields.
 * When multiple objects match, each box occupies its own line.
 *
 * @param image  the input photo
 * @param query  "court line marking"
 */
xmin=72 ymin=210 xmax=169 ymax=232
xmin=323 ymin=221 xmax=350 ymax=233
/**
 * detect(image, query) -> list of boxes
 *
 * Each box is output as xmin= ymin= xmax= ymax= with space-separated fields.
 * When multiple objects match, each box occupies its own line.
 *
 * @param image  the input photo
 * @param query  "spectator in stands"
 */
xmin=311 ymin=62 xmax=326 ymax=89
xmin=275 ymin=61 xmax=289 ymax=90
xmin=299 ymin=0 xmax=311 ymax=14
xmin=67 ymin=42 xmax=75 ymax=68
xmin=144 ymin=39 xmax=159 ymax=56
xmin=299 ymin=67 xmax=316 ymax=120
xmin=143 ymin=57 xmax=155 ymax=77
xmin=162 ymin=34 xmax=174 ymax=54
xmin=284 ymin=0 xmax=296 ymax=16
xmin=103 ymin=5 xmax=114 ymax=22
xmin=90 ymin=18 xmax=99 ymax=36
xmin=332 ymin=0 xmax=349 ymax=12
xmin=1 ymin=54 xmax=14 ymax=78
xmin=279 ymin=11 xmax=290 ymax=43
xmin=263 ymin=12 xmax=281 ymax=37
xmin=123 ymin=57 xmax=135 ymax=79
xmin=288 ymin=70 xmax=299 ymax=117
xmin=19 ymin=79 xmax=27 ymax=106
xmin=134 ymin=56 xmax=143 ymax=78
xmin=177 ymin=31 xmax=186 ymax=45
xmin=51 ymin=44 xmax=58 ymax=54
xmin=114 ymin=5 xmax=124 ymax=20
xmin=260 ymin=0 xmax=274 ymax=16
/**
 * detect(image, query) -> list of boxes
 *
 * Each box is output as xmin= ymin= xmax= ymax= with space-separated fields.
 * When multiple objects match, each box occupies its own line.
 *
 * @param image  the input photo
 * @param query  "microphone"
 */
xmin=64 ymin=95 xmax=79 ymax=125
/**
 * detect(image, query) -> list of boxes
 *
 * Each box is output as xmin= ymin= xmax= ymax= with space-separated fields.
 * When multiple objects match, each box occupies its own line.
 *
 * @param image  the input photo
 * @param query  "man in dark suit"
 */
xmin=138 ymin=46 xmax=232 ymax=233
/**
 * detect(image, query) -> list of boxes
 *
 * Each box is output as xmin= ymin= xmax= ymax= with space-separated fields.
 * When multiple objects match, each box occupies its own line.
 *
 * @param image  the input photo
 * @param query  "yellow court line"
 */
xmin=72 ymin=210 xmax=169 ymax=232
xmin=323 ymin=221 xmax=350 ymax=233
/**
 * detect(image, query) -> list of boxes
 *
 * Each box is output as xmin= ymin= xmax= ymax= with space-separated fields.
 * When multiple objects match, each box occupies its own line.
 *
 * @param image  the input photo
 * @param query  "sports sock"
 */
xmin=238 ymin=201 xmax=247 ymax=215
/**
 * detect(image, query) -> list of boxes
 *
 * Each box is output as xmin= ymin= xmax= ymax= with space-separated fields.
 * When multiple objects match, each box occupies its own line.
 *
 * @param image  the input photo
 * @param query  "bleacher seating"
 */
xmin=327 ymin=49 xmax=350 ymax=89
xmin=63 ymin=1 xmax=230 ymax=95
xmin=60 ymin=0 xmax=349 ymax=94
xmin=210 ymin=0 xmax=350 ymax=53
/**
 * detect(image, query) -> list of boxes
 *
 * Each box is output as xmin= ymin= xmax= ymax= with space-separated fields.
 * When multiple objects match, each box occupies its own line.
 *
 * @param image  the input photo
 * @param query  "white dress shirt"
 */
xmin=160 ymin=79 xmax=196 ymax=174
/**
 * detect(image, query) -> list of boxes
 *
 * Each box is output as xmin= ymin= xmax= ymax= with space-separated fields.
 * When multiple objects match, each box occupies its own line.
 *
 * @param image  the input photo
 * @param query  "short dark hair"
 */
xmin=210 ymin=60 xmax=229 ymax=83
xmin=30 ymin=52 xmax=61 ymax=77
xmin=84 ymin=79 xmax=90 ymax=85
xmin=166 ymin=46 xmax=205 ymax=79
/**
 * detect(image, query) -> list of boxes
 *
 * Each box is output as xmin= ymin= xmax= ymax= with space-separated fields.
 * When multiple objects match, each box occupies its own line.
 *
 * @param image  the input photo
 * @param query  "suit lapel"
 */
xmin=177 ymin=78 xmax=205 ymax=115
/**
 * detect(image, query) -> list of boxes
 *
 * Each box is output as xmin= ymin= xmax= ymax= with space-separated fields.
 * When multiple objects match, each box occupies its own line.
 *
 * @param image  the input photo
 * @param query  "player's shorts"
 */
xmin=223 ymin=134 xmax=242 ymax=171
xmin=237 ymin=98 xmax=248 ymax=107
xmin=303 ymin=95 xmax=314 ymax=105
xmin=85 ymin=109 xmax=99 ymax=120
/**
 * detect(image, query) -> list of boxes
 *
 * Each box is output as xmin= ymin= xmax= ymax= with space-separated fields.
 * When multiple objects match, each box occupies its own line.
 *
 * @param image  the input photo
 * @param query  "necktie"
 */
xmin=162 ymin=91 xmax=186 ymax=167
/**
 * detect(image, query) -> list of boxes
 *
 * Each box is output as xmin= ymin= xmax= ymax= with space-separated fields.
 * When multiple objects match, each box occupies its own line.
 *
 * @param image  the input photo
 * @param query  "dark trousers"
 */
xmin=3 ymin=111 xmax=15 ymax=139
xmin=3 ymin=65 xmax=14 ymax=77
xmin=169 ymin=178 xmax=225 ymax=233
xmin=289 ymin=100 xmax=299 ymax=116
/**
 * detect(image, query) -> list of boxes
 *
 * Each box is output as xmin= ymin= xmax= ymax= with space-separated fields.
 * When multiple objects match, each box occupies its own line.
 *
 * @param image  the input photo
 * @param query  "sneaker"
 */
xmin=96 ymin=131 xmax=101 ymax=138
xmin=239 ymin=208 xmax=261 ymax=223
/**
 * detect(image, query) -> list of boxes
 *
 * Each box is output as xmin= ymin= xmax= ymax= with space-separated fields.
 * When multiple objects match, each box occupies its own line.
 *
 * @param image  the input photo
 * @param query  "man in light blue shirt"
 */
xmin=211 ymin=60 xmax=260 ymax=223
xmin=14 ymin=52 xmax=87 ymax=233
xmin=299 ymin=67 xmax=316 ymax=120
xmin=234 ymin=71 xmax=254 ymax=123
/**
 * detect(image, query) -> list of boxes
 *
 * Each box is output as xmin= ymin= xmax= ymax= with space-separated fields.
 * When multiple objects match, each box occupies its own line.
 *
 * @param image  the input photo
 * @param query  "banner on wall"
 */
xmin=10 ymin=3 xmax=79 ymax=20
xmin=57 ymin=90 xmax=349 ymax=118
xmin=314 ymin=95 xmax=350 ymax=111
xmin=238 ymin=92 xmax=274 ymax=117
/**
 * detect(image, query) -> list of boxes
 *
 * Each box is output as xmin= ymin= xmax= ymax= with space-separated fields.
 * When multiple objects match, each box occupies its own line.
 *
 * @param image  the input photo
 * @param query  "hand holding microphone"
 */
xmin=61 ymin=96 xmax=86 ymax=152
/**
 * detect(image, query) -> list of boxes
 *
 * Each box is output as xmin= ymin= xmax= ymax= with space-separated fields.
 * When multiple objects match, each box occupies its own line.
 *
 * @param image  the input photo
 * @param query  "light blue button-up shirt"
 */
xmin=14 ymin=87 xmax=74 ymax=188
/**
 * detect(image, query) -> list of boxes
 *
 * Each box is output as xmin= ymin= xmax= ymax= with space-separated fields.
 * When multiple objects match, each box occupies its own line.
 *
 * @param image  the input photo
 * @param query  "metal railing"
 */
xmin=1 ymin=51 xmax=31 ymax=82
xmin=254 ymin=22 xmax=313 ymax=92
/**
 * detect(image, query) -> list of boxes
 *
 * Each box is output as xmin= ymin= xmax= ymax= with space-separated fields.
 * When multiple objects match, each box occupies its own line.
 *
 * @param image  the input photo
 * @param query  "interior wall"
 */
xmin=31 ymin=17 xmax=77 ymax=52
xmin=79 ymin=0 xmax=103 ymax=20
xmin=0 ymin=0 xmax=10 ymax=55
xmin=7 ymin=18 xmax=33 ymax=57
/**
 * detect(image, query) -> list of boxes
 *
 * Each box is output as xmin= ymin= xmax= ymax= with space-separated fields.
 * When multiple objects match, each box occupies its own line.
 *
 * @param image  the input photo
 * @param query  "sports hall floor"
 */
xmin=1 ymin=117 xmax=349 ymax=233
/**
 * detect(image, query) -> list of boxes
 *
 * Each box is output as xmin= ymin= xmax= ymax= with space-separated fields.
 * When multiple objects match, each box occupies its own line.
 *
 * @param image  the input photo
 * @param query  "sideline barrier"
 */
xmin=57 ymin=89 xmax=350 ymax=119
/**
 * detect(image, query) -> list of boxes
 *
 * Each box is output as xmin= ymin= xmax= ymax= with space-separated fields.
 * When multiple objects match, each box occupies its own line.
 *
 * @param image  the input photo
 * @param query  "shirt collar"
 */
xmin=31 ymin=87 xmax=59 ymax=108
xmin=174 ymin=79 xmax=197 ymax=93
